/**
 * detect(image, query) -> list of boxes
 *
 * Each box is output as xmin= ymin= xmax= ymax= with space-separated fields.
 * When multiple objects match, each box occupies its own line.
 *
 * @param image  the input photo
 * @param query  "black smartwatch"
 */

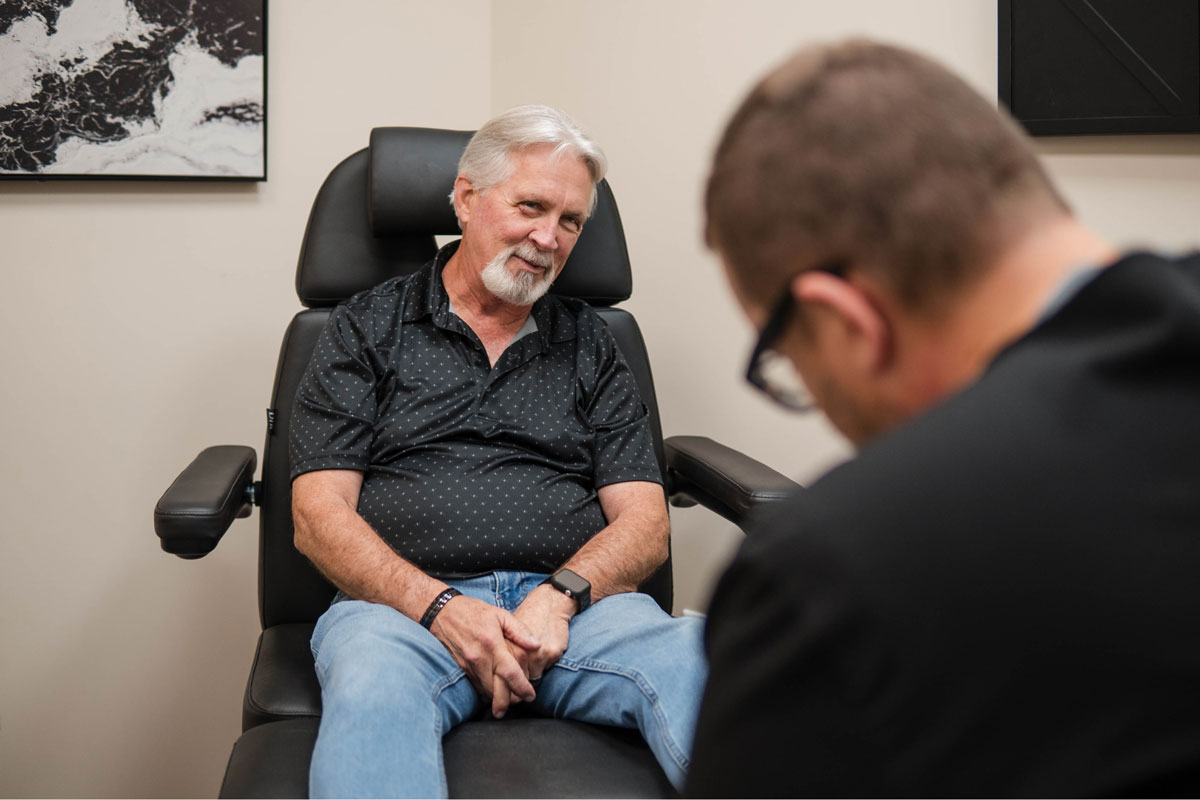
xmin=542 ymin=569 xmax=591 ymax=612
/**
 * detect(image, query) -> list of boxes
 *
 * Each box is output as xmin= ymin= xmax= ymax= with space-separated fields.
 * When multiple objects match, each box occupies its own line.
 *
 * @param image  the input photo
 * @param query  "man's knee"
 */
xmin=575 ymin=593 xmax=702 ymax=645
xmin=562 ymin=593 xmax=706 ymax=683
xmin=315 ymin=602 xmax=459 ymax=698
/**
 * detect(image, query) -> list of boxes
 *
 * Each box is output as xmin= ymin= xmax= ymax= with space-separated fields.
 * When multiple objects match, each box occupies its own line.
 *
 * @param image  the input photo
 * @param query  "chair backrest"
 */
xmin=258 ymin=128 xmax=670 ymax=628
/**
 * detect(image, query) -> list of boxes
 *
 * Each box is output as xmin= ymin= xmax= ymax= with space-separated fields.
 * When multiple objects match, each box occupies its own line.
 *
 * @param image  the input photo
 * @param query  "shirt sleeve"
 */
xmin=583 ymin=315 xmax=663 ymax=488
xmin=289 ymin=302 xmax=381 ymax=480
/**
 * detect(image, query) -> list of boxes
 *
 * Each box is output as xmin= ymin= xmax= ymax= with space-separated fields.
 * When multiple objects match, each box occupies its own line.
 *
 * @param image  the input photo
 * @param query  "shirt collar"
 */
xmin=1037 ymin=264 xmax=1105 ymax=324
xmin=398 ymin=240 xmax=457 ymax=325
xmin=401 ymin=239 xmax=577 ymax=344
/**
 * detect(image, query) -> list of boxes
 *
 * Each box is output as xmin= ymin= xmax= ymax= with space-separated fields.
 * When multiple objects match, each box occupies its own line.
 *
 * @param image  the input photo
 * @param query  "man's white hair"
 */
xmin=451 ymin=105 xmax=607 ymax=227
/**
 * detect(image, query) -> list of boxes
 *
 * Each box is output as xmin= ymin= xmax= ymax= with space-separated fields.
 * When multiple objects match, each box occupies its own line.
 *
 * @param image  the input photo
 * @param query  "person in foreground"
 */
xmin=290 ymin=105 xmax=704 ymax=798
xmin=689 ymin=40 xmax=1200 ymax=797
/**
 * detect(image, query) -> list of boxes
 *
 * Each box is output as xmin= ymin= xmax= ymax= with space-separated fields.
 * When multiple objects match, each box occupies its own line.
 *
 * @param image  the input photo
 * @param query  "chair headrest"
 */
xmin=296 ymin=127 xmax=633 ymax=308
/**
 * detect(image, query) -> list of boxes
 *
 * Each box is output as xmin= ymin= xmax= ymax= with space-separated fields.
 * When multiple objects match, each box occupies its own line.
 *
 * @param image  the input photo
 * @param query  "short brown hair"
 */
xmin=706 ymin=39 xmax=1068 ymax=311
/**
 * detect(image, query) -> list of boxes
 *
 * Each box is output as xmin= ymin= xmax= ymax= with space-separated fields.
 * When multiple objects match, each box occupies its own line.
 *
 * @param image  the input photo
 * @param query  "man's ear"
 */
xmin=452 ymin=175 xmax=475 ymax=226
xmin=791 ymin=270 xmax=893 ymax=375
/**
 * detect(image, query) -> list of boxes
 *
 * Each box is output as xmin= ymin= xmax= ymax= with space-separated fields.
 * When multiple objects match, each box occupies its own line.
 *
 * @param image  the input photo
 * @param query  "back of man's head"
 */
xmin=706 ymin=39 xmax=1069 ymax=313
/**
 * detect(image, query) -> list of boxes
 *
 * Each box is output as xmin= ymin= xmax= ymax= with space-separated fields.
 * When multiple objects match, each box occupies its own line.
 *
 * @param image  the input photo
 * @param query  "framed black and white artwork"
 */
xmin=0 ymin=0 xmax=266 ymax=180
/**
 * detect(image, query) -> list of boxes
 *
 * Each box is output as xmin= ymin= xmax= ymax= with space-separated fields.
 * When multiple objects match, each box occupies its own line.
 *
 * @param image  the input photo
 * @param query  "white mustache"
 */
xmin=511 ymin=243 xmax=553 ymax=269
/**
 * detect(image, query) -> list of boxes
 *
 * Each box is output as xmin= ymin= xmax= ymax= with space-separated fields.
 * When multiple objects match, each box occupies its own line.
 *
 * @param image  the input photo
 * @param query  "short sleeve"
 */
xmin=289 ymin=303 xmax=380 ymax=480
xmin=584 ymin=319 xmax=663 ymax=488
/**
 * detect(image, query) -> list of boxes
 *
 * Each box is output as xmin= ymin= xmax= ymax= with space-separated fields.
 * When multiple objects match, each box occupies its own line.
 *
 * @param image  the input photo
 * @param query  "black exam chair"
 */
xmin=154 ymin=127 xmax=800 ymax=798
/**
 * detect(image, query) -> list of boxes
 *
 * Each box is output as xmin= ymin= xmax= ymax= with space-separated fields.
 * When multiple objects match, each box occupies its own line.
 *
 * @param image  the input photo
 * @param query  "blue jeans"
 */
xmin=308 ymin=571 xmax=707 ymax=798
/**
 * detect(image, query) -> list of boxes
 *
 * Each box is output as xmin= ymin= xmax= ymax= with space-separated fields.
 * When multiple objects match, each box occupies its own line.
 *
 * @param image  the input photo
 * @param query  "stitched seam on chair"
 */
xmin=157 ymin=509 xmax=239 ymax=518
xmin=552 ymin=656 xmax=690 ymax=773
xmin=245 ymin=634 xmax=269 ymax=719
xmin=674 ymin=446 xmax=795 ymax=498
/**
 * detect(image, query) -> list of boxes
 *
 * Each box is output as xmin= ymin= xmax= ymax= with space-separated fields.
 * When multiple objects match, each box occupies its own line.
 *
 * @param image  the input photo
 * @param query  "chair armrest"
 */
xmin=664 ymin=435 xmax=799 ymax=528
xmin=155 ymin=445 xmax=259 ymax=559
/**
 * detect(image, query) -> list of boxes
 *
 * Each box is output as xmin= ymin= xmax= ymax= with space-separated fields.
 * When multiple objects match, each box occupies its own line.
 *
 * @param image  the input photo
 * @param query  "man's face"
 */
xmin=783 ymin=327 xmax=892 ymax=446
xmin=726 ymin=259 xmax=897 ymax=447
xmin=457 ymin=143 xmax=593 ymax=306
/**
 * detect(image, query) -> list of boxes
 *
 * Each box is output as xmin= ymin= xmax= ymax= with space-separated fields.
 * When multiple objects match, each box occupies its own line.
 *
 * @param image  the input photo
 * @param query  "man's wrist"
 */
xmin=420 ymin=587 xmax=461 ymax=629
xmin=535 ymin=583 xmax=579 ymax=616
xmin=541 ymin=569 xmax=592 ymax=613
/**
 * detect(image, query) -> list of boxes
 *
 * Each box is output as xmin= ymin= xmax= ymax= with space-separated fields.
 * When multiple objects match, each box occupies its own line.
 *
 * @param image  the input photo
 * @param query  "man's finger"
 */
xmin=507 ymin=641 xmax=532 ymax=678
xmin=499 ymin=612 xmax=541 ymax=652
xmin=463 ymin=661 xmax=491 ymax=700
xmin=491 ymin=673 xmax=511 ymax=719
xmin=495 ymin=649 xmax=537 ymax=703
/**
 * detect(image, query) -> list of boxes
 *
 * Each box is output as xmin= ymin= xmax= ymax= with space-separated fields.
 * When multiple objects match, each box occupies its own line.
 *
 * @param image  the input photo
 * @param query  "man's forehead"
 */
xmin=505 ymin=149 xmax=592 ymax=203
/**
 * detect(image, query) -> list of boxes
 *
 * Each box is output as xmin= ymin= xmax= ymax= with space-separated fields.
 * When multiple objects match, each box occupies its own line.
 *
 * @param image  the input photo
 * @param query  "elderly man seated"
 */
xmin=289 ymin=105 xmax=705 ymax=798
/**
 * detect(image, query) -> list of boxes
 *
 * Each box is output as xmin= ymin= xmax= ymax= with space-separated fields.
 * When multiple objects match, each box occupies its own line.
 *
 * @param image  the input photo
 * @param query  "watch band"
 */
xmin=420 ymin=588 xmax=462 ymax=629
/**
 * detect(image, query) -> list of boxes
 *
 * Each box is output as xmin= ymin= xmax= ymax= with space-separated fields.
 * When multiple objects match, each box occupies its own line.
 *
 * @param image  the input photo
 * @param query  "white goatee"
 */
xmin=480 ymin=243 xmax=556 ymax=306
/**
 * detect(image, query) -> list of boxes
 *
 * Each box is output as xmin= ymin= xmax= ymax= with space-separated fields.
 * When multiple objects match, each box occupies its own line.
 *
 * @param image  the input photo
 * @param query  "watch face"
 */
xmin=556 ymin=570 xmax=589 ymax=596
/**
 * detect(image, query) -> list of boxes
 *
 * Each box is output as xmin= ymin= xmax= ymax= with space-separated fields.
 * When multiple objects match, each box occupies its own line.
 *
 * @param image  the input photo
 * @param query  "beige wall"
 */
xmin=488 ymin=0 xmax=1000 ymax=614
xmin=3 ymin=1 xmax=1199 ymax=796
xmin=0 ymin=2 xmax=492 ymax=796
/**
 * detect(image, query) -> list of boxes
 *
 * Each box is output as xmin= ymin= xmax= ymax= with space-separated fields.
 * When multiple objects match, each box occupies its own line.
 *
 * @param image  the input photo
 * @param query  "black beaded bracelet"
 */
xmin=420 ymin=588 xmax=462 ymax=630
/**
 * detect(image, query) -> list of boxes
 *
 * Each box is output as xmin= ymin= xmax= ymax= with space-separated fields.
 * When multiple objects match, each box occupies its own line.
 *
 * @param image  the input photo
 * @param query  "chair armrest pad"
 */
xmin=154 ymin=445 xmax=257 ymax=558
xmin=664 ymin=435 xmax=799 ymax=527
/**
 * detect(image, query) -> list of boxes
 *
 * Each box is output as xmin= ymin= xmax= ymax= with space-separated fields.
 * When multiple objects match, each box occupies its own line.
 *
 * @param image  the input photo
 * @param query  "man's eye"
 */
xmin=563 ymin=216 xmax=582 ymax=231
xmin=520 ymin=201 xmax=541 ymax=211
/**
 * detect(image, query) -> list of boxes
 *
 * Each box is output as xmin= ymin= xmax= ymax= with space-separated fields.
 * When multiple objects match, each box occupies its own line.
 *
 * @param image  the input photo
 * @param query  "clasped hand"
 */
xmin=429 ymin=586 xmax=575 ymax=718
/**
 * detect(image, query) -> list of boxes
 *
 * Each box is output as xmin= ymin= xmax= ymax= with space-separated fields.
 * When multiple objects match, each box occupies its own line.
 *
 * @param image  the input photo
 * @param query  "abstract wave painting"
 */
xmin=0 ymin=0 xmax=265 ymax=179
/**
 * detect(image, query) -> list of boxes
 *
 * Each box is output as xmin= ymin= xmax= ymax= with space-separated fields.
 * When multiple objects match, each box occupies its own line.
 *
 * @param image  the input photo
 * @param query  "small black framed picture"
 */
xmin=999 ymin=0 xmax=1200 ymax=136
xmin=0 ymin=0 xmax=267 ymax=180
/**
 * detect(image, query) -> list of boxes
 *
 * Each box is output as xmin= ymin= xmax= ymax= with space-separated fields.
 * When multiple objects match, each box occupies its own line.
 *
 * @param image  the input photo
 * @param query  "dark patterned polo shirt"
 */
xmin=289 ymin=242 xmax=662 ymax=577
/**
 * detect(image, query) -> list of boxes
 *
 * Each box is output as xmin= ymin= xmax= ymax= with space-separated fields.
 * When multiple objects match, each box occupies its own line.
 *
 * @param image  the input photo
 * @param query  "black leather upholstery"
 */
xmin=295 ymin=148 xmax=437 ymax=309
xmin=155 ymin=445 xmax=256 ymax=557
xmin=220 ymin=717 xmax=677 ymax=799
xmin=665 ymin=436 xmax=801 ymax=524
xmin=442 ymin=719 xmax=676 ymax=798
xmin=259 ymin=311 xmax=337 ymax=628
xmin=368 ymin=127 xmax=474 ymax=237
xmin=298 ymin=128 xmax=633 ymax=309
xmin=243 ymin=624 xmax=321 ymax=729
xmin=221 ymin=719 xmax=315 ymax=799
xmin=597 ymin=308 xmax=671 ymax=607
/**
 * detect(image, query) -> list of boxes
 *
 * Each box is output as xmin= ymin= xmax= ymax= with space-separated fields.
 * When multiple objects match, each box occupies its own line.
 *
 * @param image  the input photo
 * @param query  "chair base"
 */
xmin=221 ymin=716 xmax=677 ymax=799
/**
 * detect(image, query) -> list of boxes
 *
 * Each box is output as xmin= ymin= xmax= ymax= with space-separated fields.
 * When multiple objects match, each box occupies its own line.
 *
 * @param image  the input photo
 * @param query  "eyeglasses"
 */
xmin=744 ymin=261 xmax=846 ymax=411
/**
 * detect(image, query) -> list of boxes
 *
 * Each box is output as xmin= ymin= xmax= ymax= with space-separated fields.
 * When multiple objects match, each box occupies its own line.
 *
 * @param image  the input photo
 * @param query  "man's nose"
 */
xmin=528 ymin=218 xmax=558 ymax=251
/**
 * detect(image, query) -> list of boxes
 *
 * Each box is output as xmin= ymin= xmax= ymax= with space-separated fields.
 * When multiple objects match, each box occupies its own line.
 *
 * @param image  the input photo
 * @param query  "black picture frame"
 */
xmin=0 ymin=0 xmax=268 ymax=181
xmin=999 ymin=0 xmax=1200 ymax=136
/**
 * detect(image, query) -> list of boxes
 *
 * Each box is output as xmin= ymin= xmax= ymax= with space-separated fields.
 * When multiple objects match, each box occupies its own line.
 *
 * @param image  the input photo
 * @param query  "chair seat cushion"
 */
xmin=221 ymin=716 xmax=676 ymax=798
xmin=244 ymin=623 xmax=322 ymax=729
xmin=444 ymin=717 xmax=676 ymax=798
xmin=221 ymin=718 xmax=315 ymax=799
